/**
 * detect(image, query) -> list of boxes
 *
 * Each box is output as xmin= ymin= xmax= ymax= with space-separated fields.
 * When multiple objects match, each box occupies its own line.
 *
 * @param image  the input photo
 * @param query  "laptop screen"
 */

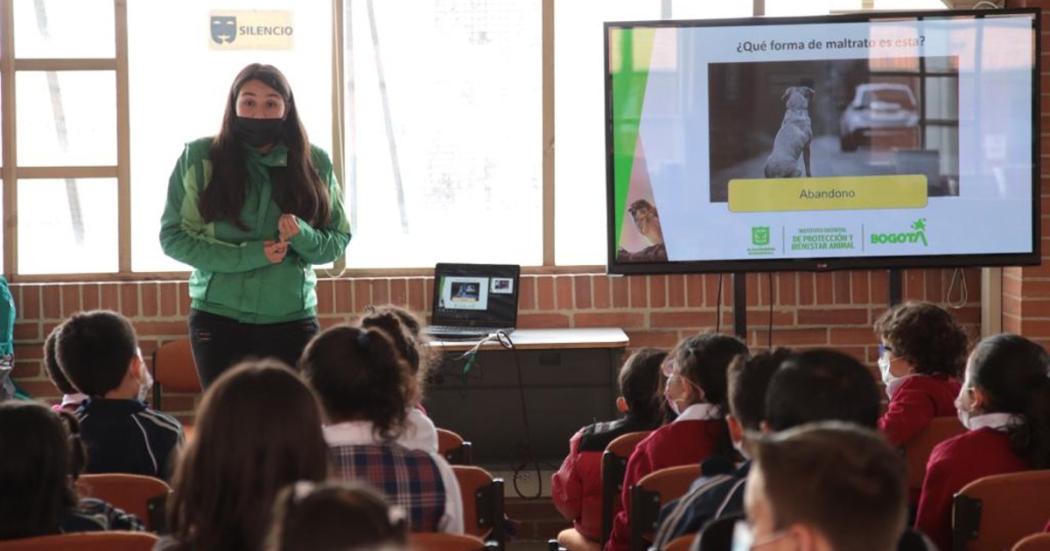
xmin=431 ymin=263 xmax=521 ymax=328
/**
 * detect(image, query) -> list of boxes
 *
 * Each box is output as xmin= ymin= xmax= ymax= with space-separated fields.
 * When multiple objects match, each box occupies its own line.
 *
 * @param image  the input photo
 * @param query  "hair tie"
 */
xmin=357 ymin=331 xmax=371 ymax=350
xmin=292 ymin=480 xmax=315 ymax=502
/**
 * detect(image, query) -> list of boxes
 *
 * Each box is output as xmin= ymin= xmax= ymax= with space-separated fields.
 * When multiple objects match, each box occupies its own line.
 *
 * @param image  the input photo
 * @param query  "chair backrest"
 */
xmin=600 ymin=431 xmax=650 ymax=547
xmin=408 ymin=532 xmax=487 ymax=551
xmin=0 ymin=531 xmax=158 ymax=551
xmin=664 ymin=534 xmax=696 ymax=551
xmin=952 ymin=470 xmax=1050 ymax=551
xmin=151 ymin=339 xmax=200 ymax=408
xmin=76 ymin=473 xmax=172 ymax=531
xmin=1013 ymin=533 xmax=1050 ymax=551
xmin=451 ymin=465 xmax=505 ymax=547
xmin=903 ymin=417 xmax=965 ymax=493
xmin=437 ymin=427 xmax=473 ymax=465
xmin=630 ymin=464 xmax=702 ymax=551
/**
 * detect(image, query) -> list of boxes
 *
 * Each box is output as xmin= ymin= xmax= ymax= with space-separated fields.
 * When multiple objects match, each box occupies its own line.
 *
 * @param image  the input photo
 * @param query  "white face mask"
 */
xmin=664 ymin=386 xmax=682 ymax=416
xmin=732 ymin=437 xmax=749 ymax=461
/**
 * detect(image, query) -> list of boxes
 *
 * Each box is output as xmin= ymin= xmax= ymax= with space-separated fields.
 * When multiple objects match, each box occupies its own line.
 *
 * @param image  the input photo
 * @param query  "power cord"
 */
xmin=768 ymin=272 xmax=774 ymax=349
xmin=457 ymin=330 xmax=544 ymax=499
xmin=944 ymin=268 xmax=968 ymax=310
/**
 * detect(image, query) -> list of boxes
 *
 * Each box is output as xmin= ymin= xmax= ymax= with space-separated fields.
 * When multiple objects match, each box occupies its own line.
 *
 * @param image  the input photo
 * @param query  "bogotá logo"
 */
xmin=211 ymin=16 xmax=237 ymax=44
xmin=751 ymin=226 xmax=770 ymax=246
xmin=870 ymin=218 xmax=928 ymax=246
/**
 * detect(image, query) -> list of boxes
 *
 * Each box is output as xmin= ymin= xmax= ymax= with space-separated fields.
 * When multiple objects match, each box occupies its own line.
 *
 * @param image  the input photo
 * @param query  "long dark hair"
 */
xmin=201 ymin=63 xmax=331 ymax=230
xmin=0 ymin=402 xmax=81 ymax=540
xmin=300 ymin=325 xmax=415 ymax=441
xmin=167 ymin=360 xmax=329 ymax=551
xmin=673 ymin=332 xmax=749 ymax=460
xmin=968 ymin=334 xmax=1050 ymax=469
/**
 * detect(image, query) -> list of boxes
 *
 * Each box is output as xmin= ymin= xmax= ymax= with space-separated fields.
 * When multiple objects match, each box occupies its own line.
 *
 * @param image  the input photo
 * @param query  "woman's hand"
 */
xmin=263 ymin=240 xmax=288 ymax=264
xmin=278 ymin=214 xmax=301 ymax=242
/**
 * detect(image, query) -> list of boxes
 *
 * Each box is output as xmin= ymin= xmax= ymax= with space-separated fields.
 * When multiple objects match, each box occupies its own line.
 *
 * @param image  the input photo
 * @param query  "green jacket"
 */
xmin=160 ymin=137 xmax=351 ymax=324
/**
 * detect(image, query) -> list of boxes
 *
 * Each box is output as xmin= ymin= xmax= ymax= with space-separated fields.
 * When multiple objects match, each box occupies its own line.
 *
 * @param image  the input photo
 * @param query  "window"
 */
xmin=0 ymin=0 xmax=952 ymax=277
xmin=341 ymin=0 xmax=542 ymax=268
xmin=554 ymin=1 xmax=752 ymax=267
xmin=127 ymin=0 xmax=333 ymax=272
xmin=6 ymin=0 xmax=119 ymax=275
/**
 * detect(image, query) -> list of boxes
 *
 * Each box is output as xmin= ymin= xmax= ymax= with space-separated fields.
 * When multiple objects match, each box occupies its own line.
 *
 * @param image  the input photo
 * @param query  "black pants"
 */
xmin=188 ymin=309 xmax=320 ymax=389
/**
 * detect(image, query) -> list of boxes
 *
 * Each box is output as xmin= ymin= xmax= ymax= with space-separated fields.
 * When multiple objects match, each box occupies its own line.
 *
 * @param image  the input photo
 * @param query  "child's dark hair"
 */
xmin=766 ymin=349 xmax=881 ymax=431
xmin=55 ymin=310 xmax=138 ymax=397
xmin=300 ymin=325 xmax=415 ymax=441
xmin=874 ymin=302 xmax=969 ymax=378
xmin=673 ymin=332 xmax=750 ymax=413
xmin=359 ymin=305 xmax=434 ymax=402
xmin=968 ymin=334 xmax=1050 ymax=469
xmin=266 ymin=481 xmax=408 ymax=551
xmin=618 ymin=348 xmax=667 ymax=423
xmin=43 ymin=322 xmax=77 ymax=395
xmin=728 ymin=348 xmax=791 ymax=430
xmin=167 ymin=360 xmax=329 ymax=551
xmin=0 ymin=402 xmax=80 ymax=539
xmin=673 ymin=333 xmax=749 ymax=458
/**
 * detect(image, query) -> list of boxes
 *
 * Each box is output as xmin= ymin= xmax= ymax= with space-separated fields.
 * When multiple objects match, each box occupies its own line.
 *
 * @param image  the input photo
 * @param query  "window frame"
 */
xmin=0 ymin=0 xmax=951 ymax=282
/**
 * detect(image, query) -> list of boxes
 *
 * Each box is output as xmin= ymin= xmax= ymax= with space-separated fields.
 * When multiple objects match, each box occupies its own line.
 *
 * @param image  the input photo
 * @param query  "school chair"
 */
xmin=629 ymin=463 xmax=702 ymax=551
xmin=409 ymin=532 xmax=488 ymax=551
xmin=151 ymin=338 xmax=200 ymax=438
xmin=1013 ymin=533 xmax=1050 ymax=551
xmin=600 ymin=431 xmax=651 ymax=547
xmin=664 ymin=534 xmax=696 ymax=551
xmin=452 ymin=465 xmax=505 ymax=549
xmin=952 ymin=470 xmax=1050 ymax=551
xmin=0 ymin=531 xmax=158 ymax=551
xmin=437 ymin=427 xmax=474 ymax=465
xmin=76 ymin=473 xmax=171 ymax=532
xmin=903 ymin=417 xmax=965 ymax=497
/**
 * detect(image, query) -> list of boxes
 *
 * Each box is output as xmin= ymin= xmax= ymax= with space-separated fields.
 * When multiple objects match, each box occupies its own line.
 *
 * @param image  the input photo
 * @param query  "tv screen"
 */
xmin=605 ymin=9 xmax=1040 ymax=274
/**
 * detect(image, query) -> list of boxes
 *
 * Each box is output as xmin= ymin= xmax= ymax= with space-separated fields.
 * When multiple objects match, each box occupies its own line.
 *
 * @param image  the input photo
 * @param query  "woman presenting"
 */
xmin=160 ymin=63 xmax=350 ymax=388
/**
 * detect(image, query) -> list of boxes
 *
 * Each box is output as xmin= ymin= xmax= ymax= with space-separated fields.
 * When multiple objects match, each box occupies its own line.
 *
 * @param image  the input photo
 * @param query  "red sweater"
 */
xmin=915 ymin=428 xmax=1029 ymax=550
xmin=604 ymin=419 xmax=726 ymax=551
xmin=879 ymin=375 xmax=961 ymax=448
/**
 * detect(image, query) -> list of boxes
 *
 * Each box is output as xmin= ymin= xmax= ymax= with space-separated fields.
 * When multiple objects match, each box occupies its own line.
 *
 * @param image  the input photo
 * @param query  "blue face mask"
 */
xmin=235 ymin=116 xmax=284 ymax=147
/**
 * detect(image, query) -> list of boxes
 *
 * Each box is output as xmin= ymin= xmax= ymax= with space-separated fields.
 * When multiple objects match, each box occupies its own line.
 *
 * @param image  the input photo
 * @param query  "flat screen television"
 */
xmin=605 ymin=9 xmax=1040 ymax=274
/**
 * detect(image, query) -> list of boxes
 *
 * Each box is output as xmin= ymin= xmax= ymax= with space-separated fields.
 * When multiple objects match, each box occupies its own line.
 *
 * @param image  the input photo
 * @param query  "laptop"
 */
xmin=427 ymin=263 xmax=521 ymax=339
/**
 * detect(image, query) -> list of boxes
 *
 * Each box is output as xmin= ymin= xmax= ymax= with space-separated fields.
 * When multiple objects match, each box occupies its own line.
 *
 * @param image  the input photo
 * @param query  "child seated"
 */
xmin=605 ymin=333 xmax=748 ymax=551
xmin=266 ymin=481 xmax=408 ymax=551
xmin=42 ymin=323 xmax=85 ymax=413
xmin=915 ymin=333 xmax=1050 ymax=550
xmin=551 ymin=347 xmax=666 ymax=544
xmin=875 ymin=302 xmax=967 ymax=448
xmin=359 ymin=305 xmax=438 ymax=453
xmin=740 ymin=422 xmax=907 ymax=551
xmin=56 ymin=310 xmax=182 ymax=480
xmin=0 ymin=401 xmax=144 ymax=540
xmin=159 ymin=360 xmax=330 ymax=551
xmin=300 ymin=324 xmax=464 ymax=533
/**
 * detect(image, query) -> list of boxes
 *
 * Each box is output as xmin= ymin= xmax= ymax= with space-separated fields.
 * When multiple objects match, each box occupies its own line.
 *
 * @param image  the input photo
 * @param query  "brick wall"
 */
xmin=1003 ymin=0 xmax=1050 ymax=348
xmin=9 ymin=269 xmax=982 ymax=422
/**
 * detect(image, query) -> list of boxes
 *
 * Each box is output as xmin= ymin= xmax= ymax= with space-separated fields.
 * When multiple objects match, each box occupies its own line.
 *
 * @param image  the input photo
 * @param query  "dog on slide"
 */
xmin=764 ymin=86 xmax=815 ymax=178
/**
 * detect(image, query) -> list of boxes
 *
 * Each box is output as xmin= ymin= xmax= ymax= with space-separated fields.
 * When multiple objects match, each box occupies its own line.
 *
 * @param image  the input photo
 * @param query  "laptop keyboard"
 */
xmin=427 ymin=325 xmax=510 ymax=338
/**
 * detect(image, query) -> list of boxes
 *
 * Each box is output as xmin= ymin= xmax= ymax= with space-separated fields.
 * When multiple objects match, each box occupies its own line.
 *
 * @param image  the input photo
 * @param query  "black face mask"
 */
xmin=234 ymin=116 xmax=284 ymax=148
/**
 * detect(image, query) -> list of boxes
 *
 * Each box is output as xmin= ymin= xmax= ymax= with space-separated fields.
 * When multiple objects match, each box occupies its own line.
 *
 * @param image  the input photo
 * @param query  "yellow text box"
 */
xmin=728 ymin=175 xmax=928 ymax=212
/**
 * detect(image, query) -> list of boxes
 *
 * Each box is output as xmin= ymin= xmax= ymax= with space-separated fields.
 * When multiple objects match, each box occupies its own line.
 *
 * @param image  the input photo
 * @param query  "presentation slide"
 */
xmin=438 ymin=276 xmax=490 ymax=311
xmin=609 ymin=13 xmax=1036 ymax=267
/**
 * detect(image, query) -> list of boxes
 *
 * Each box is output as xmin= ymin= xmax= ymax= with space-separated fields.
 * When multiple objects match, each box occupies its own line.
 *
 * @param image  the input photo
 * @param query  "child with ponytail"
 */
xmin=916 ymin=333 xmax=1050 ymax=550
xmin=605 ymin=332 xmax=748 ymax=551
xmin=299 ymin=324 xmax=463 ymax=534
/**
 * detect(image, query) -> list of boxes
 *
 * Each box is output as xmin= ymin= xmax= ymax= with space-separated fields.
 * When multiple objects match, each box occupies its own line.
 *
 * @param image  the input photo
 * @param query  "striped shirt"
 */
xmin=75 ymin=399 xmax=183 ymax=481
